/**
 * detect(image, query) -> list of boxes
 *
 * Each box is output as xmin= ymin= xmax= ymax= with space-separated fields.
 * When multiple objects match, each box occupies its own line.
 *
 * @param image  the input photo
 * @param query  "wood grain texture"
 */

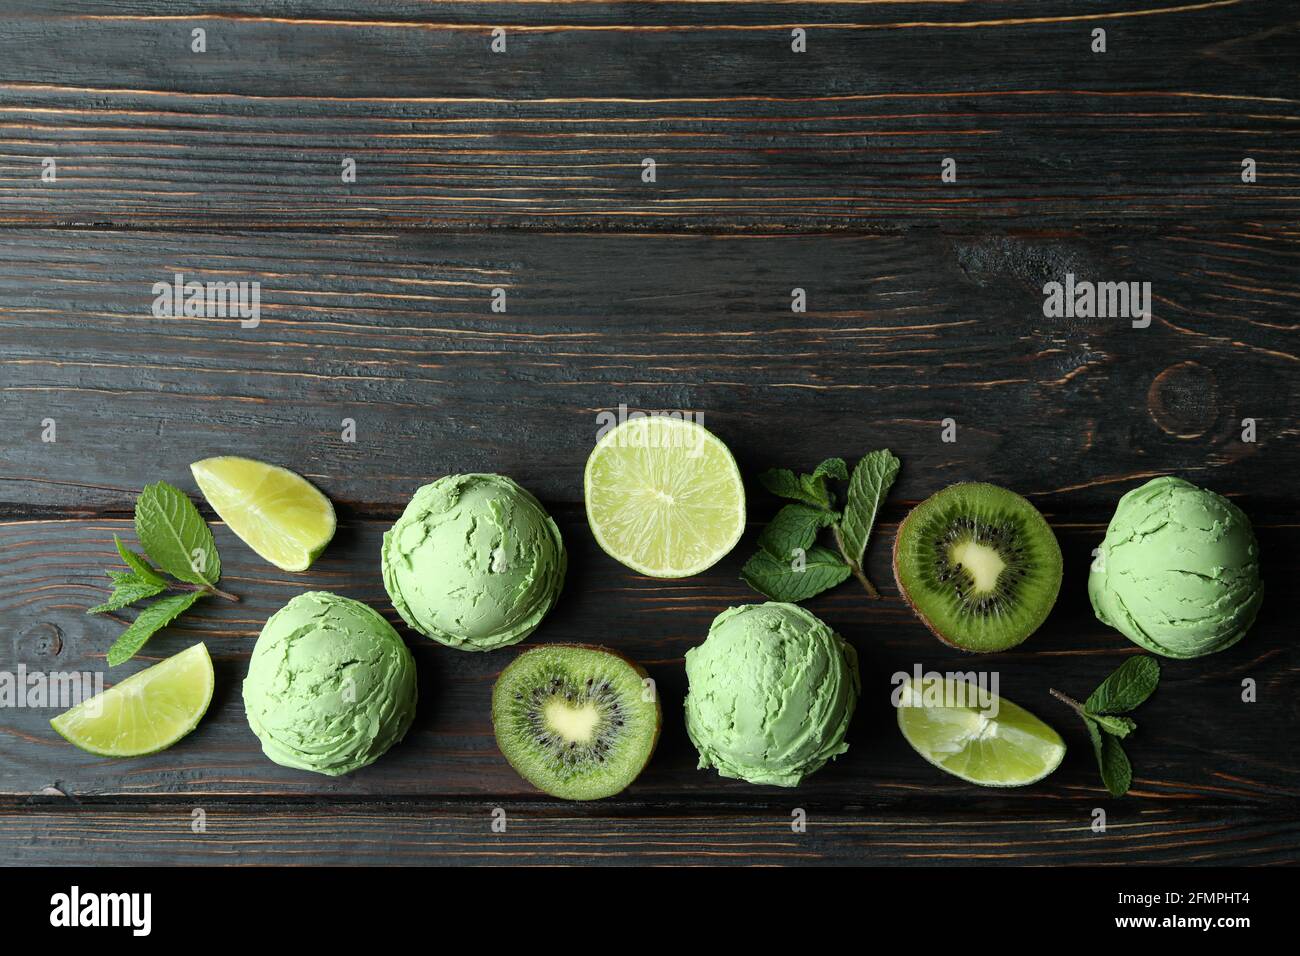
xmin=4 ymin=804 xmax=1297 ymax=866
xmin=1 ymin=1 xmax=1297 ymax=865
xmin=0 ymin=227 xmax=1295 ymax=515
xmin=0 ymin=0 xmax=1296 ymax=228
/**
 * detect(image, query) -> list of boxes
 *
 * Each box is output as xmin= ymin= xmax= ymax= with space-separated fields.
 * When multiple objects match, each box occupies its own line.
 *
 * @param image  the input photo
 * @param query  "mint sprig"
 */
xmin=89 ymin=481 xmax=237 ymax=665
xmin=1052 ymin=656 xmax=1160 ymax=797
xmin=742 ymin=450 xmax=901 ymax=603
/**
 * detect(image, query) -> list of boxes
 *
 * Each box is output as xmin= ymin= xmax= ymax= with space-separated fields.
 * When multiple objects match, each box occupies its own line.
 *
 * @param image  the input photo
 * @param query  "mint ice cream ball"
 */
xmin=1088 ymin=476 xmax=1263 ymax=658
xmin=243 ymin=591 xmax=418 ymax=776
xmin=684 ymin=603 xmax=860 ymax=787
xmin=381 ymin=474 xmax=566 ymax=652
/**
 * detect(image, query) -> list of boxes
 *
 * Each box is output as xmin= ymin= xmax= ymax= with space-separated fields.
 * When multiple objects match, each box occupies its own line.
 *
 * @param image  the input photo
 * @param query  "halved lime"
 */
xmin=584 ymin=416 xmax=745 ymax=577
xmin=51 ymin=643 xmax=214 ymax=757
xmin=191 ymin=456 xmax=336 ymax=572
xmin=896 ymin=675 xmax=1065 ymax=787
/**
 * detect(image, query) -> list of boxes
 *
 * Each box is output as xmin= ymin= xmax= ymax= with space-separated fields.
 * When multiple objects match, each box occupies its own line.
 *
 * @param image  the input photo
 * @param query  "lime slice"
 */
xmin=896 ymin=675 xmax=1065 ymax=787
xmin=51 ymin=643 xmax=214 ymax=757
xmin=191 ymin=456 xmax=335 ymax=572
xmin=584 ymin=416 xmax=745 ymax=577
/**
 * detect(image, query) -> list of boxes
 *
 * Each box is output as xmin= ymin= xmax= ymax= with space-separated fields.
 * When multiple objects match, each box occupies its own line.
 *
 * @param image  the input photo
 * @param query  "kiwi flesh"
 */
xmin=893 ymin=482 xmax=1062 ymax=653
xmin=491 ymin=644 xmax=661 ymax=800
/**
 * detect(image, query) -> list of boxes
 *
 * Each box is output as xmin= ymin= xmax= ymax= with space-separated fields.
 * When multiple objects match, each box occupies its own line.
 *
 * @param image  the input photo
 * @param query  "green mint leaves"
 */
xmin=1052 ymin=656 xmax=1160 ymax=796
xmin=1086 ymin=720 xmax=1133 ymax=797
xmin=135 ymin=481 xmax=221 ymax=585
xmin=105 ymin=591 xmax=205 ymax=667
xmin=87 ymin=565 xmax=167 ymax=615
xmin=757 ymin=461 xmax=842 ymax=510
xmin=742 ymin=450 xmax=900 ymax=603
xmin=89 ymin=481 xmax=236 ymax=665
xmin=755 ymin=502 xmax=836 ymax=555
xmin=838 ymin=450 xmax=901 ymax=568
xmin=1085 ymin=655 xmax=1160 ymax=714
xmin=741 ymin=544 xmax=852 ymax=603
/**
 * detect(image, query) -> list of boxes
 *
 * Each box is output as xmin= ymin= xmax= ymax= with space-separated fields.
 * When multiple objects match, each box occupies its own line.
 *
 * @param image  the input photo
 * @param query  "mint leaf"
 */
xmin=87 ymin=575 xmax=167 ymax=615
xmin=757 ymin=504 xmax=836 ymax=557
xmin=812 ymin=458 xmax=848 ymax=482
xmin=1084 ymin=717 xmax=1132 ymax=797
xmin=1084 ymin=715 xmax=1104 ymax=762
xmin=758 ymin=468 xmax=804 ymax=501
xmin=798 ymin=474 xmax=835 ymax=510
xmin=759 ymin=468 xmax=829 ymax=509
xmin=838 ymin=450 xmax=900 ymax=567
xmin=134 ymin=482 xmax=220 ymax=586
xmin=1054 ymin=673 xmax=1150 ymax=798
xmin=760 ymin=460 xmax=845 ymax=511
xmin=1089 ymin=714 xmax=1137 ymax=739
xmin=106 ymin=591 xmax=204 ymax=666
xmin=114 ymin=533 xmax=167 ymax=586
xmin=1086 ymin=656 xmax=1160 ymax=714
xmin=741 ymin=545 xmax=851 ymax=603
xmin=1100 ymin=733 xmax=1132 ymax=796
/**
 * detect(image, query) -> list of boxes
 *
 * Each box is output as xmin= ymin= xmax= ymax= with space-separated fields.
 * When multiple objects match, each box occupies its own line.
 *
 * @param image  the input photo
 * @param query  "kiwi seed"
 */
xmin=893 ymin=482 xmax=1063 ymax=653
xmin=491 ymin=644 xmax=661 ymax=800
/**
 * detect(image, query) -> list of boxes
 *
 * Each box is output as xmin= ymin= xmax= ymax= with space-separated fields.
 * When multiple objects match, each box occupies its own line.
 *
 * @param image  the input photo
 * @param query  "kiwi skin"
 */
xmin=891 ymin=482 xmax=1062 ymax=653
xmin=892 ymin=524 xmax=961 ymax=650
xmin=491 ymin=643 xmax=662 ymax=800
xmin=893 ymin=520 xmax=941 ymax=644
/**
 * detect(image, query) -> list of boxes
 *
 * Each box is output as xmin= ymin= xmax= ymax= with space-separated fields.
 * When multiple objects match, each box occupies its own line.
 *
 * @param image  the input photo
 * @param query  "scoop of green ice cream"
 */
xmin=1088 ymin=476 xmax=1262 ymax=658
xmin=684 ymin=602 xmax=860 ymax=787
xmin=243 ymin=591 xmax=417 ymax=776
xmin=381 ymin=474 xmax=566 ymax=652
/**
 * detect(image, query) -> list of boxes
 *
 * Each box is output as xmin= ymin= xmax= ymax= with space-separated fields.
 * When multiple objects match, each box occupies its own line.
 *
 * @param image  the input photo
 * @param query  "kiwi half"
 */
xmin=491 ymin=644 xmax=661 ymax=800
xmin=893 ymin=482 xmax=1062 ymax=653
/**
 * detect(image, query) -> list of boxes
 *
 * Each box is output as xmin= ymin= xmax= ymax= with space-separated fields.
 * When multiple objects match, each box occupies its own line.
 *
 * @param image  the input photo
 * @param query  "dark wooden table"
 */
xmin=1 ymin=0 xmax=1296 ymax=866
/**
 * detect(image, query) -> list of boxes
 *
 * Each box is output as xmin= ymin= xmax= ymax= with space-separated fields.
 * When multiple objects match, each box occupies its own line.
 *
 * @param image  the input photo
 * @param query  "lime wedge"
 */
xmin=191 ymin=456 xmax=335 ymax=572
xmin=584 ymin=416 xmax=745 ymax=578
xmin=896 ymin=675 xmax=1065 ymax=787
xmin=51 ymin=643 xmax=214 ymax=757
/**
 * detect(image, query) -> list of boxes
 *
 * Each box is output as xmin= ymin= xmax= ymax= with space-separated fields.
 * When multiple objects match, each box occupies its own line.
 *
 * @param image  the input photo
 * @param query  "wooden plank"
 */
xmin=0 ymin=1 xmax=1296 ymax=228
xmin=3 ymin=804 xmax=1297 ymax=865
xmin=0 ymin=1 xmax=1296 ymax=868
xmin=1 ymin=227 xmax=1295 ymax=514
xmin=1 ymin=515 xmax=1296 ymax=804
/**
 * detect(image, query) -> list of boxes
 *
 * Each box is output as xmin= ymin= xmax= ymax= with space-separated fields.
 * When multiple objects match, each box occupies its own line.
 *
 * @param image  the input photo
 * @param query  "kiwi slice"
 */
xmin=492 ymin=644 xmax=661 ymax=800
xmin=893 ymin=482 xmax=1062 ymax=653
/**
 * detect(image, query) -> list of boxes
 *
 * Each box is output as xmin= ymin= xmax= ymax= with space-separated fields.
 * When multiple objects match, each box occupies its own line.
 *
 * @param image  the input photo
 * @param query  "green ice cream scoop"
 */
xmin=243 ymin=591 xmax=417 ymax=776
xmin=684 ymin=602 xmax=860 ymax=787
xmin=381 ymin=474 xmax=566 ymax=652
xmin=1088 ymin=476 xmax=1263 ymax=658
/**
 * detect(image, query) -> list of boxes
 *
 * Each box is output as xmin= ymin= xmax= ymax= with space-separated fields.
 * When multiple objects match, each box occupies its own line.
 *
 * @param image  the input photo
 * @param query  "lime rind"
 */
xmin=896 ymin=675 xmax=1065 ymax=787
xmin=191 ymin=456 xmax=336 ymax=572
xmin=584 ymin=416 xmax=745 ymax=578
xmin=50 ymin=643 xmax=214 ymax=757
